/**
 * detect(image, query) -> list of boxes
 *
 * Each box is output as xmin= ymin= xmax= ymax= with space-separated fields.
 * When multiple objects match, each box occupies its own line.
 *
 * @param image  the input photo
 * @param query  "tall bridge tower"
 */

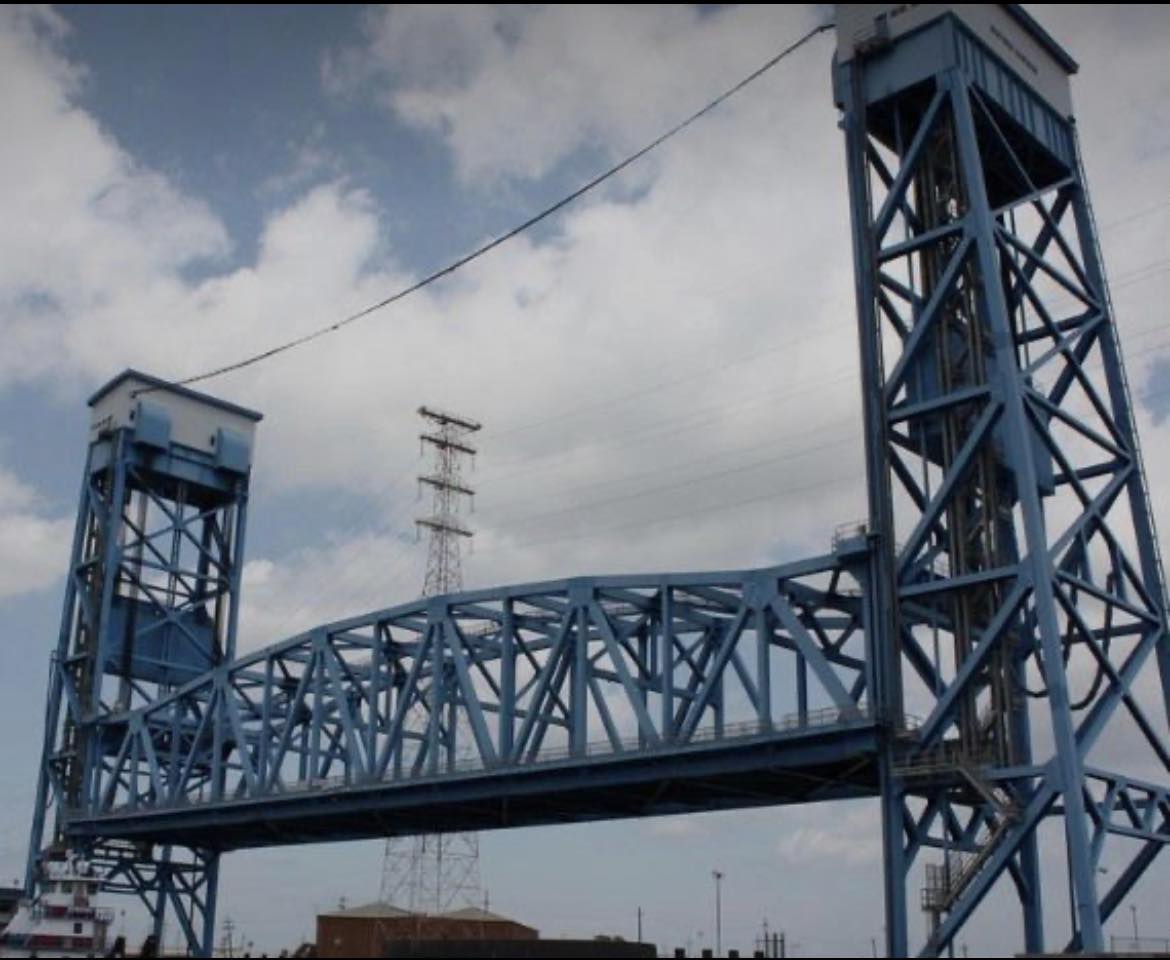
xmin=835 ymin=5 xmax=1170 ymax=955
xmin=26 ymin=370 xmax=261 ymax=955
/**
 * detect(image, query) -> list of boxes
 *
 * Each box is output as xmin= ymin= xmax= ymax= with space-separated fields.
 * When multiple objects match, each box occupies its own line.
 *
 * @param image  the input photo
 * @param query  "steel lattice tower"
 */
xmin=380 ymin=406 xmax=484 ymax=913
xmin=25 ymin=371 xmax=260 ymax=957
xmin=416 ymin=407 xmax=480 ymax=600
xmin=835 ymin=5 xmax=1170 ymax=955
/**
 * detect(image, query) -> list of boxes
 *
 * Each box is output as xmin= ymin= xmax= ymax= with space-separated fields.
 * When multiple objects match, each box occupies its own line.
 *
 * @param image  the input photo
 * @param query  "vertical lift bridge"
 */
xmin=22 ymin=5 xmax=1170 ymax=956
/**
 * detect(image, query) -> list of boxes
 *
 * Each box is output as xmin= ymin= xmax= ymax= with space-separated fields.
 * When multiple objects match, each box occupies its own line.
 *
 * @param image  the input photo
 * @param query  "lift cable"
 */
xmin=137 ymin=20 xmax=834 ymax=395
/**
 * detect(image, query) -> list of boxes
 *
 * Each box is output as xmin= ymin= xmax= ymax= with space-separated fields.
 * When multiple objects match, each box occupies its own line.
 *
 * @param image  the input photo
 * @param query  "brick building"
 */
xmin=316 ymin=902 xmax=538 ymax=958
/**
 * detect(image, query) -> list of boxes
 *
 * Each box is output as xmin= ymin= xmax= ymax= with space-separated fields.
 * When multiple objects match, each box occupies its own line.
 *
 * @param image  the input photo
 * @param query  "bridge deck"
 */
xmin=68 ymin=718 xmax=880 ymax=850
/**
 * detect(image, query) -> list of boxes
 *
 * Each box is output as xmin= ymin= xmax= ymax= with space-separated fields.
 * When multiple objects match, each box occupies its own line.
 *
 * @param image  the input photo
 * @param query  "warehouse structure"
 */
xmin=315 ymin=902 xmax=654 ymax=958
xmin=316 ymin=902 xmax=537 ymax=958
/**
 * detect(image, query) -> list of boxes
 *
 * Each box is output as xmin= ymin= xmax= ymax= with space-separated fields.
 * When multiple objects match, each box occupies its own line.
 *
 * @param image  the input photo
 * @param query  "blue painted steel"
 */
xmin=27 ymin=387 xmax=254 ymax=956
xmin=23 ymin=9 xmax=1170 ymax=959
xmin=61 ymin=557 xmax=876 ymax=850
xmin=836 ymin=9 xmax=1170 ymax=956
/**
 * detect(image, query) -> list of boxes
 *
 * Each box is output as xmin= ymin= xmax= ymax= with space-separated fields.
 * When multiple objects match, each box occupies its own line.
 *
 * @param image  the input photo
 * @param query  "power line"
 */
xmin=468 ymin=190 xmax=1170 ymax=446
xmin=252 ymin=249 xmax=1170 ymax=638
xmin=249 ymin=405 xmax=861 ymax=638
xmin=243 ymin=166 xmax=1170 ymax=637
xmin=482 ymin=431 xmax=857 ymax=531
xmin=480 ymin=467 xmax=864 ymax=557
xmin=478 ymin=366 xmax=859 ymax=478
xmin=137 ymin=21 xmax=834 ymax=394
xmin=479 ymin=307 xmax=858 ymax=445
xmin=256 ymin=308 xmax=1170 ymax=635
xmin=248 ymin=315 xmax=861 ymax=636
xmin=481 ymin=412 xmax=858 ymax=513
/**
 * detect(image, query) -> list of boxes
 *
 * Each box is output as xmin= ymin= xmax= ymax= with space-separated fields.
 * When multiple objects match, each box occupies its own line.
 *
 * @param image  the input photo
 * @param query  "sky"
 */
xmin=1 ymin=3 xmax=1170 ymax=956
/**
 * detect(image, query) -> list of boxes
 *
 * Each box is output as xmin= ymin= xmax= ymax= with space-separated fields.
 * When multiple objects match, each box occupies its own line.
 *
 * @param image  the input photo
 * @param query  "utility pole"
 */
xmin=712 ymin=870 xmax=723 ymax=957
xmin=221 ymin=916 xmax=237 ymax=959
xmin=637 ymin=906 xmax=643 ymax=944
xmin=380 ymin=406 xmax=484 ymax=914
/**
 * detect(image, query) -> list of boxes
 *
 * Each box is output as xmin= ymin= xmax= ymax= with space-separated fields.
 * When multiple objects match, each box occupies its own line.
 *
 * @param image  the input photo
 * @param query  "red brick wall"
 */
xmin=317 ymin=914 xmax=538 ymax=958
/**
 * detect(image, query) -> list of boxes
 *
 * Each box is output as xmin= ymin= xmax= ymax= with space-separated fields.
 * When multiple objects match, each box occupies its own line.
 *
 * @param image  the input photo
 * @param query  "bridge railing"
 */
xmin=80 ymin=703 xmax=877 ymax=817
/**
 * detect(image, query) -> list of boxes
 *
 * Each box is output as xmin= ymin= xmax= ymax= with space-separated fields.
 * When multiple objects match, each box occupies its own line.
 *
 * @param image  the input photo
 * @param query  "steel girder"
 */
xmin=64 ymin=552 xmax=878 ymax=853
xmin=837 ymin=15 xmax=1170 ymax=958
xmin=94 ymin=842 xmax=220 ymax=957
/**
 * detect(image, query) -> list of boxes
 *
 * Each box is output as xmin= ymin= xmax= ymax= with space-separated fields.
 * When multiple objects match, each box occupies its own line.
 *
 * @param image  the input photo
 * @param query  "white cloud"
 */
xmin=0 ymin=7 xmax=230 ymax=387
xmin=325 ymin=5 xmax=827 ymax=184
xmin=256 ymin=123 xmax=345 ymax=201
xmin=0 ymin=3 xmax=869 ymax=623
xmin=0 ymin=464 xmax=71 ymax=600
xmin=0 ymin=463 xmax=38 ymax=514
xmin=776 ymin=806 xmax=881 ymax=866
xmin=240 ymin=532 xmax=425 ymax=650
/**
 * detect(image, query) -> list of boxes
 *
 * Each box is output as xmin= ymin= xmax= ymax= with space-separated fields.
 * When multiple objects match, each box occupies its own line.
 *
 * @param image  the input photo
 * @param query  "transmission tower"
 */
xmin=380 ymin=406 xmax=484 ymax=913
xmin=416 ymin=406 xmax=480 ymax=599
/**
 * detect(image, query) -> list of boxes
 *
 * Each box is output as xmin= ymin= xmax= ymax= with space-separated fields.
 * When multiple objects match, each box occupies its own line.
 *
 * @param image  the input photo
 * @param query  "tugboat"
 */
xmin=0 ymin=852 xmax=113 ymax=957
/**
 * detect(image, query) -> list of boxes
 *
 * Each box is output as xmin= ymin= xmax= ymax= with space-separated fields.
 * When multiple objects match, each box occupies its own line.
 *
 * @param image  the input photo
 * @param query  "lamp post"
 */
xmin=712 ymin=870 xmax=724 ymax=957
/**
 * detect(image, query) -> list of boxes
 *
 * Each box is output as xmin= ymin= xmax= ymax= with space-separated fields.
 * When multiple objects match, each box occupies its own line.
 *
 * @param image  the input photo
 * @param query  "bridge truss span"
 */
xmin=69 ymin=551 xmax=883 ymax=850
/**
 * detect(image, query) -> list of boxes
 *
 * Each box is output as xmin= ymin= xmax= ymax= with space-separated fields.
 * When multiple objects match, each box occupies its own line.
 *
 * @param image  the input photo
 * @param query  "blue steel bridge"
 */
xmin=65 ymin=550 xmax=880 ymax=851
xmin=23 ymin=5 xmax=1170 ymax=959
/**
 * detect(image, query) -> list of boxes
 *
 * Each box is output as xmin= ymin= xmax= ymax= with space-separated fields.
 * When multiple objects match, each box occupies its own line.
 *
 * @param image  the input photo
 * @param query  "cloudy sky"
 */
xmin=2 ymin=3 xmax=1170 ymax=955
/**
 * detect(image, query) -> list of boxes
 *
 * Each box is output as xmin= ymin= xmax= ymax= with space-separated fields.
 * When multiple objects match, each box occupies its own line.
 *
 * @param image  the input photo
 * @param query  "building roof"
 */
xmin=88 ymin=369 xmax=263 ymax=422
xmin=320 ymin=900 xmax=413 ymax=919
xmin=439 ymin=907 xmax=532 ymax=926
xmin=318 ymin=901 xmax=536 ymax=930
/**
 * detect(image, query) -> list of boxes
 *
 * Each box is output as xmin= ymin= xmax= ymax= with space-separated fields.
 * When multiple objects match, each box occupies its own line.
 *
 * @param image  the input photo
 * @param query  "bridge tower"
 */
xmin=835 ymin=5 xmax=1170 ymax=955
xmin=26 ymin=370 xmax=261 ymax=956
